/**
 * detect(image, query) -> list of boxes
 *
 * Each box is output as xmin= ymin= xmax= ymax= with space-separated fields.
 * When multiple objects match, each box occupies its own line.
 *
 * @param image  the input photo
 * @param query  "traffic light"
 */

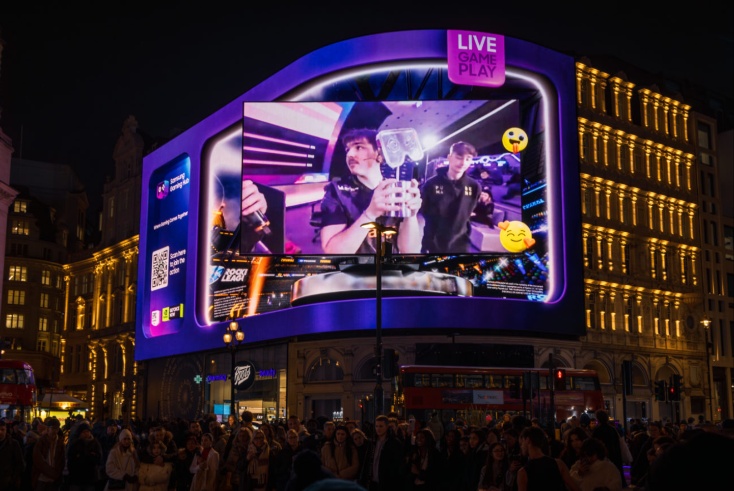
xmin=669 ymin=374 xmax=682 ymax=401
xmin=553 ymin=368 xmax=567 ymax=390
xmin=654 ymin=380 xmax=667 ymax=401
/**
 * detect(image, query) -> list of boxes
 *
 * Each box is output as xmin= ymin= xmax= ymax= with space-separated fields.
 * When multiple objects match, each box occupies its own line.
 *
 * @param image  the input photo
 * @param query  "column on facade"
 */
xmin=93 ymin=263 xmax=104 ymax=329
xmin=63 ymin=275 xmax=71 ymax=331
xmin=122 ymin=249 xmax=136 ymax=323
xmin=105 ymin=259 xmax=116 ymax=326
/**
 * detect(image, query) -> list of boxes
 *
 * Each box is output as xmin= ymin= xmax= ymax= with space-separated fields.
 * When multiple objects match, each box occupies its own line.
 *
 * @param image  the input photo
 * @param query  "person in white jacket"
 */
xmin=189 ymin=433 xmax=219 ymax=491
xmin=138 ymin=441 xmax=173 ymax=491
xmin=104 ymin=428 xmax=140 ymax=491
xmin=569 ymin=438 xmax=622 ymax=491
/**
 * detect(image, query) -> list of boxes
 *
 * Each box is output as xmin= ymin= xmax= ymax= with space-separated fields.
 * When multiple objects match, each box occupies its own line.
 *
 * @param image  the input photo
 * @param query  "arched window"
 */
xmin=305 ymin=357 xmax=343 ymax=383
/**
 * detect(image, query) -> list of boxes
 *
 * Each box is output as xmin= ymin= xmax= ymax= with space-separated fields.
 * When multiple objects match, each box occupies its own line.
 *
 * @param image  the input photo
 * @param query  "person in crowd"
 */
xmin=225 ymin=415 xmax=240 ymax=436
xmin=321 ymin=424 xmax=360 ymax=482
xmin=407 ymin=428 xmax=443 ymax=491
xmin=220 ymin=426 xmax=252 ymax=491
xmin=437 ymin=428 xmax=464 ymax=491
xmin=426 ymin=413 xmax=444 ymax=445
xmin=32 ymin=417 xmax=66 ymax=491
xmin=274 ymin=425 xmax=288 ymax=450
xmin=23 ymin=420 xmax=45 ymax=490
xmin=351 ymin=428 xmax=374 ymax=490
xmin=188 ymin=421 xmax=203 ymax=442
xmin=104 ymin=428 xmax=140 ymax=491
xmin=559 ymin=427 xmax=589 ymax=470
xmin=243 ymin=428 xmax=274 ymax=491
xmin=67 ymin=423 xmax=104 ymax=491
xmin=273 ymin=429 xmax=303 ymax=491
xmin=190 ymin=432 xmax=219 ymax=491
xmin=458 ymin=435 xmax=471 ymax=456
xmin=630 ymin=421 xmax=661 ymax=486
xmin=589 ymin=410 xmax=624 ymax=487
xmin=287 ymin=416 xmax=302 ymax=435
xmin=478 ymin=441 xmax=511 ymax=491
xmin=568 ymin=437 xmax=622 ymax=491
xmin=173 ymin=434 xmax=197 ymax=491
xmin=302 ymin=419 xmax=324 ymax=452
xmin=137 ymin=441 xmax=173 ymax=491
xmin=284 ymin=449 xmax=335 ymax=491
xmin=462 ymin=428 xmax=489 ymax=491
xmin=0 ymin=419 xmax=25 ymax=491
xmin=419 ymin=141 xmax=482 ymax=253
xmin=366 ymin=414 xmax=405 ymax=491
xmin=501 ymin=428 xmax=522 ymax=461
xmin=320 ymin=128 xmax=422 ymax=254
xmin=516 ymin=426 xmax=579 ymax=491
xmin=646 ymin=430 xmax=734 ymax=490
xmin=261 ymin=422 xmax=282 ymax=457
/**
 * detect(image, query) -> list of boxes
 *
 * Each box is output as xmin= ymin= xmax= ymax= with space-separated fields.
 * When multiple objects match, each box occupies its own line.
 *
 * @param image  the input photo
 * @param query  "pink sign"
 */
xmin=447 ymin=30 xmax=505 ymax=87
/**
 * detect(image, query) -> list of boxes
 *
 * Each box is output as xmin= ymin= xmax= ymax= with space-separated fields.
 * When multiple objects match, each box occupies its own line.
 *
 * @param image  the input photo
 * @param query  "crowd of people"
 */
xmin=1 ymin=409 xmax=733 ymax=491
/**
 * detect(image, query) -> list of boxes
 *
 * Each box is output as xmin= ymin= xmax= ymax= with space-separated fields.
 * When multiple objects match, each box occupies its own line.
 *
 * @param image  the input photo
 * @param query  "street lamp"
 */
xmin=361 ymin=221 xmax=397 ymax=417
xmin=223 ymin=320 xmax=245 ymax=419
xmin=700 ymin=316 xmax=714 ymax=422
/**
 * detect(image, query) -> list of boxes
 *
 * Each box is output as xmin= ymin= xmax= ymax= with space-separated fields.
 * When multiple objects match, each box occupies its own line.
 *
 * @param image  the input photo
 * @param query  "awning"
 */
xmin=39 ymin=392 xmax=89 ymax=409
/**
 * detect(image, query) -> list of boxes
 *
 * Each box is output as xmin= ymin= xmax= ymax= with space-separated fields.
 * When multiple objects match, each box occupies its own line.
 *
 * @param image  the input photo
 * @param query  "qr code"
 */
xmin=151 ymin=246 xmax=170 ymax=291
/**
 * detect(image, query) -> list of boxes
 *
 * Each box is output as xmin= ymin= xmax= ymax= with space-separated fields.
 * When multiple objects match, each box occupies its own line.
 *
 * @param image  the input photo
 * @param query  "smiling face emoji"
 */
xmin=502 ymin=127 xmax=528 ymax=154
xmin=498 ymin=220 xmax=535 ymax=253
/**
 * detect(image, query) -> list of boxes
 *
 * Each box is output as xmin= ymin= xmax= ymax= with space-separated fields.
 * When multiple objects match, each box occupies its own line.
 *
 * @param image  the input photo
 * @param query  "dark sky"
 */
xmin=1 ymin=5 xmax=732 ymax=214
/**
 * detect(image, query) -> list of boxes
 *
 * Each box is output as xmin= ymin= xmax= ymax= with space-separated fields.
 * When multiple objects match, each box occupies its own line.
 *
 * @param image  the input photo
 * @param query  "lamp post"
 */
xmin=361 ymin=221 xmax=397 ymax=417
xmin=223 ymin=320 xmax=245 ymax=420
xmin=701 ymin=317 xmax=714 ymax=422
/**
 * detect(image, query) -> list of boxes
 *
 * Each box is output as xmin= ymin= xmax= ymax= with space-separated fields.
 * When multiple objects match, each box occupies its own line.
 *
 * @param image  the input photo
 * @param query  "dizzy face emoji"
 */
xmin=502 ymin=127 xmax=528 ymax=154
xmin=498 ymin=220 xmax=535 ymax=253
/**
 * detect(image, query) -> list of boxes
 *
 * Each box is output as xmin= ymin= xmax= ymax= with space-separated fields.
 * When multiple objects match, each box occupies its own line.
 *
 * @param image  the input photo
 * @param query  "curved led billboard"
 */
xmin=136 ymin=30 xmax=583 ymax=361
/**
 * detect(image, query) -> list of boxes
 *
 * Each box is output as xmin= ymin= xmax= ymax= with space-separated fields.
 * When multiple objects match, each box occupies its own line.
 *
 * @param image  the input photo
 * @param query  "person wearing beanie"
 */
xmin=31 ymin=417 xmax=65 ymax=490
xmin=67 ymin=423 xmax=104 ymax=490
xmin=104 ymin=428 xmax=140 ymax=490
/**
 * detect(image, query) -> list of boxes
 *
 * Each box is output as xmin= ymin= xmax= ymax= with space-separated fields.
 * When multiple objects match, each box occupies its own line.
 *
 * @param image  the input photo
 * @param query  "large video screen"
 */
xmin=136 ymin=30 xmax=583 ymax=360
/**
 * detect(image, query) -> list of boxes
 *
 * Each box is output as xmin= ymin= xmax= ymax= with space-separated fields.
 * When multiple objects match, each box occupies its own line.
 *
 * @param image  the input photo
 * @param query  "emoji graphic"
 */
xmin=502 ymin=127 xmax=529 ymax=154
xmin=498 ymin=220 xmax=535 ymax=253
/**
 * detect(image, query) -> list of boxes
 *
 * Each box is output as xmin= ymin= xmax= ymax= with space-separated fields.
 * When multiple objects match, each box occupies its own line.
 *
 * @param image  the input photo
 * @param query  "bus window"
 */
xmin=464 ymin=374 xmax=484 ymax=388
xmin=486 ymin=375 xmax=503 ymax=388
xmin=2 ymin=369 xmax=17 ymax=384
xmin=414 ymin=374 xmax=431 ymax=388
xmin=572 ymin=376 xmax=600 ymax=391
xmin=504 ymin=375 xmax=522 ymax=397
xmin=432 ymin=374 xmax=454 ymax=388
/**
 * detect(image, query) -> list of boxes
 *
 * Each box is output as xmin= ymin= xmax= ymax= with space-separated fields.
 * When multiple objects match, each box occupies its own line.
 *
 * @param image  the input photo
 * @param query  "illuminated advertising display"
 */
xmin=136 ymin=30 xmax=583 ymax=361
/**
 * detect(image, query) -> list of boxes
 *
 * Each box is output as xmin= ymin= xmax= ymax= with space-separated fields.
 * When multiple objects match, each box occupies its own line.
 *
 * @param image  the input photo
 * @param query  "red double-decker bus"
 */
xmin=0 ymin=360 xmax=38 ymax=422
xmin=398 ymin=365 xmax=603 ymax=427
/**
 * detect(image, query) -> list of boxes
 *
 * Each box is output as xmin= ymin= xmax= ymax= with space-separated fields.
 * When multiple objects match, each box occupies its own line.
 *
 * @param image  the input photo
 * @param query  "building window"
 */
xmin=7 ymin=290 xmax=25 ymax=305
xmin=8 ymin=265 xmax=27 ymax=282
xmin=11 ymin=218 xmax=30 ymax=235
xmin=37 ymin=340 xmax=48 ymax=352
xmin=5 ymin=314 xmax=24 ymax=329
xmin=697 ymin=121 xmax=712 ymax=149
xmin=39 ymin=317 xmax=48 ymax=332
xmin=40 ymin=293 xmax=49 ymax=308
xmin=41 ymin=270 xmax=51 ymax=286
xmin=13 ymin=200 xmax=28 ymax=213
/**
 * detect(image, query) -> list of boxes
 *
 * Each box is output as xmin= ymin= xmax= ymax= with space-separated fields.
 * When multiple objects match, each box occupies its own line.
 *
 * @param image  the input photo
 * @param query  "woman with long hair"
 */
xmin=220 ymin=427 xmax=252 ymax=491
xmin=320 ymin=425 xmax=359 ymax=481
xmin=407 ymin=428 xmax=444 ymax=491
xmin=560 ymin=427 xmax=589 ymax=470
xmin=477 ymin=442 xmax=510 ymax=491
xmin=243 ymin=429 xmax=272 ymax=491
xmin=273 ymin=429 xmax=302 ymax=491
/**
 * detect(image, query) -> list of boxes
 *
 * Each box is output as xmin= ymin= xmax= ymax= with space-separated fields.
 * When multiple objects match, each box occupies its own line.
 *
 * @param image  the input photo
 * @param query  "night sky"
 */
xmin=1 ymin=5 xmax=732 ymax=215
